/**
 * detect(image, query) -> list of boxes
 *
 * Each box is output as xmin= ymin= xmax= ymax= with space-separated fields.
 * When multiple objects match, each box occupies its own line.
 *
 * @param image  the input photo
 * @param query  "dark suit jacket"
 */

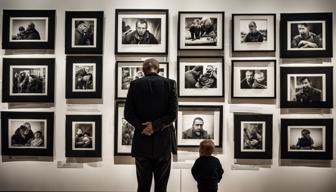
xmin=124 ymin=73 xmax=178 ymax=158
xmin=240 ymin=79 xmax=253 ymax=89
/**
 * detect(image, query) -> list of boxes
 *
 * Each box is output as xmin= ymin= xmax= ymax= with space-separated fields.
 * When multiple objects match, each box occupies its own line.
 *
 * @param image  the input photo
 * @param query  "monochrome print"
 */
xmin=184 ymin=65 xmax=217 ymax=89
xmin=288 ymin=126 xmax=325 ymax=152
xmin=240 ymin=69 xmax=267 ymax=89
xmin=116 ymin=61 xmax=168 ymax=98
xmin=10 ymin=17 xmax=48 ymax=41
xmin=288 ymin=74 xmax=325 ymax=102
xmin=240 ymin=19 xmax=267 ymax=43
xmin=184 ymin=17 xmax=218 ymax=46
xmin=72 ymin=122 xmax=95 ymax=150
xmin=241 ymin=121 xmax=265 ymax=152
xmin=288 ymin=21 xmax=325 ymax=50
xmin=177 ymin=106 xmax=222 ymax=147
xmin=121 ymin=66 xmax=165 ymax=90
xmin=233 ymin=14 xmax=275 ymax=52
xmin=116 ymin=10 xmax=168 ymax=54
xmin=178 ymin=58 xmax=224 ymax=97
xmin=115 ymin=103 xmax=133 ymax=154
xmin=72 ymin=18 xmax=96 ymax=47
xmin=121 ymin=67 xmax=144 ymax=90
xmin=232 ymin=60 xmax=276 ymax=98
xmin=121 ymin=118 xmax=135 ymax=146
xmin=10 ymin=66 xmax=47 ymax=96
xmin=122 ymin=18 xmax=161 ymax=45
xmin=72 ymin=63 xmax=96 ymax=92
xmin=181 ymin=115 xmax=214 ymax=140
xmin=9 ymin=119 xmax=47 ymax=149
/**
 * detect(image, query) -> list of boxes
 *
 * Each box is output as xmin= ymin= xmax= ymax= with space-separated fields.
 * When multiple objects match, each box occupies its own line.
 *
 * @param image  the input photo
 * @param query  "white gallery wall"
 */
xmin=0 ymin=0 xmax=336 ymax=191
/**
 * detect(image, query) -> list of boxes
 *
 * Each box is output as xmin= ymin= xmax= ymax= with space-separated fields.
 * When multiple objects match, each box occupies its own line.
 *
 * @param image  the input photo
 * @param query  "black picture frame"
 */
xmin=231 ymin=60 xmax=276 ymax=99
xmin=114 ymin=101 xmax=133 ymax=156
xmin=234 ymin=114 xmax=273 ymax=159
xmin=1 ymin=111 xmax=54 ymax=156
xmin=66 ymin=56 xmax=103 ymax=99
xmin=65 ymin=11 xmax=104 ymax=54
xmin=176 ymin=105 xmax=223 ymax=148
xmin=2 ymin=58 xmax=55 ymax=103
xmin=66 ymin=115 xmax=102 ymax=157
xmin=115 ymin=9 xmax=169 ymax=55
xmin=232 ymin=13 xmax=276 ymax=52
xmin=177 ymin=56 xmax=224 ymax=98
xmin=281 ymin=118 xmax=333 ymax=160
xmin=280 ymin=12 xmax=333 ymax=58
xmin=2 ymin=10 xmax=55 ymax=49
xmin=115 ymin=61 xmax=169 ymax=99
xmin=280 ymin=66 xmax=333 ymax=108
xmin=178 ymin=11 xmax=224 ymax=51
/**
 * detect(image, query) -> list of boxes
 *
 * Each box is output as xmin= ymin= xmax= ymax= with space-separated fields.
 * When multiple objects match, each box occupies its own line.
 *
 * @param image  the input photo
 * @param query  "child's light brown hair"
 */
xmin=199 ymin=139 xmax=215 ymax=156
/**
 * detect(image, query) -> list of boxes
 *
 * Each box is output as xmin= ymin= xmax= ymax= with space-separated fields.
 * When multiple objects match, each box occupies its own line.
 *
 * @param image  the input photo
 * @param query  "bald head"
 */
xmin=143 ymin=58 xmax=160 ymax=75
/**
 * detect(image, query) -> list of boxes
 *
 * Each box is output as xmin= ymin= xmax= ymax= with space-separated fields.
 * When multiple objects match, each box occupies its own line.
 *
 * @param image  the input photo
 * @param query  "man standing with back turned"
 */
xmin=124 ymin=58 xmax=178 ymax=192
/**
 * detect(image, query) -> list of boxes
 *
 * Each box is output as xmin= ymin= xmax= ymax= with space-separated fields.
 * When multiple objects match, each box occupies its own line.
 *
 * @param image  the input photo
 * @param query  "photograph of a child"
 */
xmin=9 ymin=120 xmax=46 ymax=148
xmin=72 ymin=122 xmax=95 ymax=150
xmin=184 ymin=17 xmax=218 ymax=46
xmin=73 ymin=63 xmax=96 ymax=92
xmin=241 ymin=122 xmax=265 ymax=152
xmin=10 ymin=18 xmax=47 ymax=41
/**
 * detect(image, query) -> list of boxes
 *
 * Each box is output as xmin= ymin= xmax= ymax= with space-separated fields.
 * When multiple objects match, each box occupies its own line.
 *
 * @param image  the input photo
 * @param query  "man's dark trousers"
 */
xmin=136 ymin=155 xmax=171 ymax=192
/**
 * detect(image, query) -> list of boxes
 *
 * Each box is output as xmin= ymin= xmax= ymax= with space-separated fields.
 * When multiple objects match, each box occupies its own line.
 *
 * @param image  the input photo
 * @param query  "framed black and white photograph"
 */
xmin=280 ymin=13 xmax=333 ymax=58
xmin=232 ymin=14 xmax=276 ymax=52
xmin=281 ymin=118 xmax=333 ymax=160
xmin=280 ymin=66 xmax=333 ymax=108
xmin=65 ymin=11 xmax=104 ymax=54
xmin=115 ymin=61 xmax=169 ymax=99
xmin=1 ymin=112 xmax=54 ymax=156
xmin=2 ymin=58 xmax=55 ymax=103
xmin=2 ymin=10 xmax=55 ymax=49
xmin=178 ymin=57 xmax=224 ymax=98
xmin=231 ymin=60 xmax=276 ymax=98
xmin=234 ymin=114 xmax=273 ymax=159
xmin=114 ymin=101 xmax=135 ymax=155
xmin=115 ymin=9 xmax=168 ymax=54
xmin=66 ymin=56 xmax=102 ymax=99
xmin=178 ymin=12 xmax=224 ymax=50
xmin=66 ymin=115 xmax=102 ymax=157
xmin=177 ymin=105 xmax=223 ymax=147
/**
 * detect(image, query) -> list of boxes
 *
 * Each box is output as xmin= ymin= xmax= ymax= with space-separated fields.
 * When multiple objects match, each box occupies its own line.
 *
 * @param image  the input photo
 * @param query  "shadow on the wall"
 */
xmin=8 ymin=103 xmax=55 ymax=109
xmin=2 ymin=155 xmax=54 ymax=162
xmin=114 ymin=156 xmax=135 ymax=165
xmin=279 ymin=159 xmax=332 ymax=168
xmin=280 ymin=108 xmax=332 ymax=114
xmin=230 ymin=98 xmax=276 ymax=105
xmin=234 ymin=159 xmax=272 ymax=168
xmin=115 ymin=55 xmax=168 ymax=62
xmin=280 ymin=58 xmax=332 ymax=64
xmin=4 ymin=49 xmax=55 ymax=55
xmin=66 ymin=157 xmax=102 ymax=163
xmin=178 ymin=97 xmax=225 ymax=103
xmin=178 ymin=50 xmax=224 ymax=57
xmin=66 ymin=99 xmax=103 ymax=105
xmin=56 ymin=158 xmax=103 ymax=168
xmin=114 ymin=152 xmax=201 ymax=165
xmin=231 ymin=52 xmax=276 ymax=58
xmin=177 ymin=147 xmax=223 ymax=154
